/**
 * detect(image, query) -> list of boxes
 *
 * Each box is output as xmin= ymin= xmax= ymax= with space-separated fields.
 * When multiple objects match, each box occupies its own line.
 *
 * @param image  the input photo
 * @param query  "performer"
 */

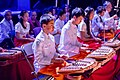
xmin=14 ymin=10 xmax=34 ymax=47
xmin=58 ymin=7 xmax=86 ymax=57
xmin=32 ymin=14 xmax=64 ymax=73
xmin=0 ymin=10 xmax=15 ymax=49
xmin=53 ymin=9 xmax=66 ymax=45
xmin=92 ymin=6 xmax=106 ymax=41
xmin=28 ymin=10 xmax=41 ymax=35
xmin=102 ymin=1 xmax=118 ymax=30
xmin=77 ymin=7 xmax=101 ymax=41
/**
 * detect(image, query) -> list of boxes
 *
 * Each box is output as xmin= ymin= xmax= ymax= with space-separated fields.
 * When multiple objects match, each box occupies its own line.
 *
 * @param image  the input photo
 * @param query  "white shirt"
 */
xmin=65 ymin=12 xmax=70 ymax=23
xmin=53 ymin=18 xmax=64 ymax=45
xmin=77 ymin=20 xmax=88 ymax=38
xmin=102 ymin=11 xmax=115 ymax=29
xmin=92 ymin=14 xmax=104 ymax=37
xmin=58 ymin=20 xmax=82 ymax=57
xmin=15 ymin=22 xmax=30 ymax=38
xmin=0 ymin=18 xmax=14 ymax=43
xmin=32 ymin=30 xmax=56 ymax=72
xmin=77 ymin=20 xmax=95 ymax=39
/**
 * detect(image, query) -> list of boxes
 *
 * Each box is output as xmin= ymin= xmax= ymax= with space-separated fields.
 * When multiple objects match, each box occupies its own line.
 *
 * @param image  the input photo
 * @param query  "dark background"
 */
xmin=0 ymin=0 xmax=119 ymax=25
xmin=0 ymin=0 xmax=119 ymax=11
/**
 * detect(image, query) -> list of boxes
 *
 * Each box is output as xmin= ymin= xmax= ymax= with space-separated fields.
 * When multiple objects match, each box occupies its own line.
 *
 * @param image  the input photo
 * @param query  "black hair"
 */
xmin=19 ymin=10 xmax=29 ymax=29
xmin=30 ymin=10 xmax=37 ymax=16
xmin=40 ymin=14 xmax=54 ymax=27
xmin=3 ymin=10 xmax=12 ymax=17
xmin=71 ymin=7 xmax=85 ymax=18
xmin=84 ymin=7 xmax=94 ymax=36
xmin=96 ymin=6 xmax=105 ymax=14
xmin=61 ymin=4 xmax=70 ymax=11
xmin=85 ymin=7 xmax=94 ymax=18
xmin=43 ymin=6 xmax=57 ymax=15
xmin=57 ymin=9 xmax=66 ymax=17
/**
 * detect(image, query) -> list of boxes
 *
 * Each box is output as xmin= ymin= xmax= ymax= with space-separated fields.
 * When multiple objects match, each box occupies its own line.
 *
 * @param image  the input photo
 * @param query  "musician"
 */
xmin=14 ymin=10 xmax=35 ymax=47
xmin=28 ymin=10 xmax=40 ymax=35
xmin=77 ymin=7 xmax=100 ymax=41
xmin=58 ymin=7 xmax=86 ymax=57
xmin=32 ymin=14 xmax=64 ymax=73
xmin=102 ymin=1 xmax=118 ymax=30
xmin=92 ymin=6 xmax=105 ymax=40
xmin=0 ymin=10 xmax=15 ymax=49
xmin=53 ymin=9 xmax=66 ymax=46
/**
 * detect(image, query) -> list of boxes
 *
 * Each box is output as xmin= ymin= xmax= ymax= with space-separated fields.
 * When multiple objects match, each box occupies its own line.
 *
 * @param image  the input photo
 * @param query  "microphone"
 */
xmin=112 ymin=32 xmax=120 ymax=42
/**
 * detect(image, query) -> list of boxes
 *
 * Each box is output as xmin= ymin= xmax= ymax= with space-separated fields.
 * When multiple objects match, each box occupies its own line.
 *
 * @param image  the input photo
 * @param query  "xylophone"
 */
xmin=58 ymin=58 xmax=97 ymax=74
xmin=87 ymin=46 xmax=115 ymax=59
xmin=87 ymin=46 xmax=116 ymax=65
xmin=103 ymin=39 xmax=120 ymax=47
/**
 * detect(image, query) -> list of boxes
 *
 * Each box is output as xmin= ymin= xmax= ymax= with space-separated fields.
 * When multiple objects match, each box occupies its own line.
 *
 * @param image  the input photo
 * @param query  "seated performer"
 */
xmin=32 ymin=14 xmax=64 ymax=73
xmin=28 ymin=10 xmax=41 ymax=35
xmin=0 ymin=10 xmax=15 ymax=49
xmin=92 ymin=6 xmax=106 ymax=41
xmin=58 ymin=7 xmax=87 ymax=57
xmin=77 ymin=7 xmax=101 ymax=42
xmin=53 ymin=9 xmax=66 ymax=46
xmin=102 ymin=1 xmax=118 ymax=31
xmin=14 ymin=10 xmax=34 ymax=47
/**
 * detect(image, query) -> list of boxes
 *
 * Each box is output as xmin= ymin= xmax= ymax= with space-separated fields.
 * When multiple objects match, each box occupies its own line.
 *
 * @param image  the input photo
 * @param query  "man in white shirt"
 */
xmin=58 ymin=7 xmax=85 ymax=57
xmin=0 ymin=10 xmax=15 ymax=49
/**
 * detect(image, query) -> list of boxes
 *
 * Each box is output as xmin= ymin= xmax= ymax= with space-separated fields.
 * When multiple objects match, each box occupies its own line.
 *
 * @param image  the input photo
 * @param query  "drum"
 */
xmin=58 ymin=58 xmax=97 ymax=74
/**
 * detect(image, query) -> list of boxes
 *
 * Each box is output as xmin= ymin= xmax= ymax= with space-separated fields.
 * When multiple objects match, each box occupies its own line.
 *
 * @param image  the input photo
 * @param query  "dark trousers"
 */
xmin=0 ymin=38 xmax=14 ymax=49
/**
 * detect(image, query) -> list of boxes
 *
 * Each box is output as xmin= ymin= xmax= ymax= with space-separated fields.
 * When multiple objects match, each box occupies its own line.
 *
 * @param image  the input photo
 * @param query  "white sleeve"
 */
xmin=15 ymin=23 xmax=21 ymax=33
xmin=33 ymin=40 xmax=51 ymax=66
xmin=78 ymin=22 xmax=86 ymax=32
xmin=58 ymin=28 xmax=80 ymax=54
xmin=52 ymin=21 xmax=59 ymax=34
xmin=54 ymin=20 xmax=61 ymax=30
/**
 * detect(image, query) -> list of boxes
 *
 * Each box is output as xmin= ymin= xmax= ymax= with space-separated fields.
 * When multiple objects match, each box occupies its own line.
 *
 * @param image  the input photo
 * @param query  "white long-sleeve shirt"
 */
xmin=102 ymin=11 xmax=115 ymax=29
xmin=32 ymin=30 xmax=56 ymax=72
xmin=0 ymin=18 xmax=15 ymax=43
xmin=54 ymin=18 xmax=64 ymax=44
xmin=92 ymin=14 xmax=104 ymax=37
xmin=77 ymin=20 xmax=92 ymax=38
xmin=58 ymin=20 xmax=82 ymax=57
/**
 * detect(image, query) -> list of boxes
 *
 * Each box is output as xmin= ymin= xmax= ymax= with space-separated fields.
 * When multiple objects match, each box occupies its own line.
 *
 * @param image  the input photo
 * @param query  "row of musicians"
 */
xmin=0 ymin=1 xmax=119 ymax=49
xmin=0 ymin=10 xmax=39 ymax=49
xmin=32 ymin=7 xmax=120 ymax=80
xmin=0 ymin=5 xmax=70 ymax=49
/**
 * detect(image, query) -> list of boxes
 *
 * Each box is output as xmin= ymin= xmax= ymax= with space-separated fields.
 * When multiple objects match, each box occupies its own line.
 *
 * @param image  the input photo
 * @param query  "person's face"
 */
xmin=106 ymin=3 xmax=112 ymax=12
xmin=89 ymin=11 xmax=94 ymax=20
xmin=22 ymin=12 xmax=29 ymax=22
xmin=31 ymin=12 xmax=37 ymax=20
xmin=74 ymin=16 xmax=83 ymax=25
xmin=100 ymin=11 xmax=105 ymax=16
xmin=60 ymin=13 xmax=66 ymax=20
xmin=43 ymin=20 xmax=54 ymax=34
xmin=5 ymin=11 xmax=12 ymax=21
xmin=65 ymin=7 xmax=69 ymax=12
